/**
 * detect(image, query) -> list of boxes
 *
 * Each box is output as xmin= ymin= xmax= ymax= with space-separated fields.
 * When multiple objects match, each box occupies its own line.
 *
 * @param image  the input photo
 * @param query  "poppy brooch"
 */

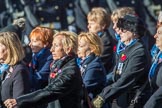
xmin=120 ymin=54 xmax=127 ymax=62
xmin=50 ymin=72 xmax=56 ymax=78
xmin=50 ymin=68 xmax=62 ymax=79
xmin=113 ymin=45 xmax=117 ymax=52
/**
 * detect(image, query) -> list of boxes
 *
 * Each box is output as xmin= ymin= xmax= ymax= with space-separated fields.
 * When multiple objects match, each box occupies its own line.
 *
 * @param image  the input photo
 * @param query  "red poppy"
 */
xmin=113 ymin=45 xmax=117 ymax=52
xmin=121 ymin=54 xmax=127 ymax=61
xmin=50 ymin=73 xmax=56 ymax=78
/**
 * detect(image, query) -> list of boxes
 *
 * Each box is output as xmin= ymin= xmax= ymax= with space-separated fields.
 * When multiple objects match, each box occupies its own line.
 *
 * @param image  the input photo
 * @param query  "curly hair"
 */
xmin=117 ymin=14 xmax=146 ymax=37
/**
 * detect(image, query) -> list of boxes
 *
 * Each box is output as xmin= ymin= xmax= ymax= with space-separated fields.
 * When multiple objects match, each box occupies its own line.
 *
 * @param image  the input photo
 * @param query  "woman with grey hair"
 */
xmin=92 ymin=14 xmax=151 ymax=108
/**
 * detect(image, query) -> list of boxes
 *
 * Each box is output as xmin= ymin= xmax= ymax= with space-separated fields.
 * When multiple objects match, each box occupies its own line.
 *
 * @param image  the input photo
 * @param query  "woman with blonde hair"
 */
xmin=77 ymin=32 xmax=107 ymax=108
xmin=4 ymin=31 xmax=82 ymax=108
xmin=87 ymin=7 xmax=114 ymax=74
xmin=0 ymin=32 xmax=30 ymax=108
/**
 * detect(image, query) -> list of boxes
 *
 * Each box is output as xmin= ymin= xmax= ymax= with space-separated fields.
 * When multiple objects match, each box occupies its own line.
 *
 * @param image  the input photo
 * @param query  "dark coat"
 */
xmin=0 ymin=62 xmax=30 ymax=107
xmin=29 ymin=48 xmax=53 ymax=91
xmin=144 ymin=62 xmax=162 ymax=108
xmin=100 ymin=31 xmax=114 ymax=73
xmin=81 ymin=53 xmax=107 ymax=99
xmin=15 ymin=56 xmax=82 ymax=108
xmin=99 ymin=39 xmax=151 ymax=108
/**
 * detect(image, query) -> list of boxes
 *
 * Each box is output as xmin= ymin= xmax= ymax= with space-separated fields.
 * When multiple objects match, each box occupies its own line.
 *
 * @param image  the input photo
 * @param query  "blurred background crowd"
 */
xmin=0 ymin=0 xmax=162 ymax=41
xmin=0 ymin=1 xmax=162 ymax=108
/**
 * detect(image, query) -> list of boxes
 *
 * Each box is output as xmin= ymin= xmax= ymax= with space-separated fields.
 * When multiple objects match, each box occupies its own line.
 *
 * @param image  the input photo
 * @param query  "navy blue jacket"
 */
xmin=29 ymin=48 xmax=53 ymax=91
xmin=100 ymin=31 xmax=114 ymax=73
xmin=81 ymin=53 xmax=107 ymax=99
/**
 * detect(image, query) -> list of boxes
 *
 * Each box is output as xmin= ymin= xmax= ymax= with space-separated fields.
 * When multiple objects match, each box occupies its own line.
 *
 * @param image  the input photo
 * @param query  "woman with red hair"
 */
xmin=28 ymin=26 xmax=54 ymax=92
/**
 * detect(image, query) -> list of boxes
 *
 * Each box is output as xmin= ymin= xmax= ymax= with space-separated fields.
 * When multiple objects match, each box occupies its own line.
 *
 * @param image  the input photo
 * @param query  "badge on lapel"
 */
xmin=116 ymin=62 xmax=124 ymax=75
xmin=116 ymin=53 xmax=127 ymax=75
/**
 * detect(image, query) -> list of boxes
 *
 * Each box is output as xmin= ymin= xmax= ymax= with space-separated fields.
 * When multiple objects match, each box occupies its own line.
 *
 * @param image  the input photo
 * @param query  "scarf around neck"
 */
xmin=31 ymin=48 xmax=47 ymax=69
xmin=49 ymin=55 xmax=74 ymax=79
xmin=77 ymin=53 xmax=96 ymax=75
xmin=0 ymin=64 xmax=9 ymax=74
xmin=117 ymin=39 xmax=137 ymax=55
xmin=149 ymin=50 xmax=162 ymax=80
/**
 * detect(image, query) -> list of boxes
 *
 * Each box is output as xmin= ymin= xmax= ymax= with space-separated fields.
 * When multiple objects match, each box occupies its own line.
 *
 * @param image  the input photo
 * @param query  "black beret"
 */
xmin=117 ymin=14 xmax=146 ymax=36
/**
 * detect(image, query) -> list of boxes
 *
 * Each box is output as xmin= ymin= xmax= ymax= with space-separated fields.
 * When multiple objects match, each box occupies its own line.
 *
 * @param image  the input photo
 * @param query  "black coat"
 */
xmin=144 ymin=62 xmax=162 ymax=108
xmin=15 ymin=56 xmax=82 ymax=108
xmin=100 ymin=31 xmax=114 ymax=73
xmin=99 ymin=39 xmax=151 ymax=108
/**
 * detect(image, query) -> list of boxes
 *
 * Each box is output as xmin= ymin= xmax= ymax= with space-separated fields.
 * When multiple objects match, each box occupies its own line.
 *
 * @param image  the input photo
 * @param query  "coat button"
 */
xmin=40 ymin=17 xmax=44 ymax=21
xmin=54 ymin=5 xmax=59 ymax=10
xmin=56 ymin=16 xmax=60 ymax=21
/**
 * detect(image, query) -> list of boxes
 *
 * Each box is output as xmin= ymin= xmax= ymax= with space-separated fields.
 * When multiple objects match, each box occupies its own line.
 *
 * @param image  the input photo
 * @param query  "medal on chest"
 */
xmin=116 ymin=53 xmax=127 ymax=75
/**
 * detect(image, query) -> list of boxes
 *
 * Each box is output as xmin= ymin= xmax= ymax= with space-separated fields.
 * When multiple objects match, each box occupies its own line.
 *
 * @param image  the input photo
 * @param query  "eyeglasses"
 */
xmin=120 ymin=28 xmax=128 ymax=33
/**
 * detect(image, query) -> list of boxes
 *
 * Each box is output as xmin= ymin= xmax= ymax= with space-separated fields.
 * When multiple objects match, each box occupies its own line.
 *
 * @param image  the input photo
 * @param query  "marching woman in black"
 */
xmin=4 ymin=31 xmax=83 ymax=108
xmin=92 ymin=14 xmax=151 ymax=108
xmin=144 ymin=22 xmax=162 ymax=108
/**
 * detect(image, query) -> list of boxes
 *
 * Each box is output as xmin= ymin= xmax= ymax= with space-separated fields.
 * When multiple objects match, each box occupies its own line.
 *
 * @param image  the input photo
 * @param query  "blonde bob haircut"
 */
xmin=53 ymin=31 xmax=78 ymax=54
xmin=111 ymin=7 xmax=135 ymax=22
xmin=87 ymin=7 xmax=111 ymax=28
xmin=78 ymin=32 xmax=103 ymax=56
xmin=0 ymin=32 xmax=25 ymax=65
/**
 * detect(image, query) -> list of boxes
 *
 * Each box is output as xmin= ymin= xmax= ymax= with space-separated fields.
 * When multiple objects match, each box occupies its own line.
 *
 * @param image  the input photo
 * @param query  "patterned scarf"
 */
xmin=77 ymin=53 xmax=95 ymax=75
xmin=151 ymin=44 xmax=160 ymax=61
xmin=0 ymin=64 xmax=9 ymax=74
xmin=49 ymin=55 xmax=74 ymax=79
xmin=77 ymin=56 xmax=90 ymax=69
xmin=149 ymin=46 xmax=162 ymax=80
xmin=31 ymin=48 xmax=47 ymax=70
